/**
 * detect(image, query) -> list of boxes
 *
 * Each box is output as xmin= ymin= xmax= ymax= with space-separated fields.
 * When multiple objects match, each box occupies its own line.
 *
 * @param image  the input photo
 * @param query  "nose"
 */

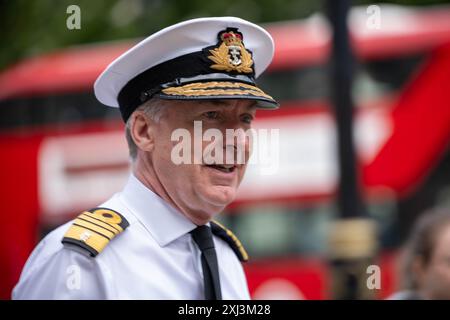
xmin=223 ymin=128 xmax=252 ymax=165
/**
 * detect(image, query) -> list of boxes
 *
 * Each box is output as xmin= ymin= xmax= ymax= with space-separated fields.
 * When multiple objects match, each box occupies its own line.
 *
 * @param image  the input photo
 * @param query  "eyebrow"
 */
xmin=246 ymin=102 xmax=258 ymax=110
xmin=196 ymin=100 xmax=258 ymax=112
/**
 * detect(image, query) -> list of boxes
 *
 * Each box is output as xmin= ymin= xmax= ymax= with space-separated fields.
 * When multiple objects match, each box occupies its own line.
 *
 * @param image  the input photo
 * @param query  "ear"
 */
xmin=130 ymin=111 xmax=156 ymax=153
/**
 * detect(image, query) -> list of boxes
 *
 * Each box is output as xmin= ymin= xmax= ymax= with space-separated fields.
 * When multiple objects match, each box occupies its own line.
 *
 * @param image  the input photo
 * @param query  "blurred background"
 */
xmin=1 ymin=0 xmax=450 ymax=300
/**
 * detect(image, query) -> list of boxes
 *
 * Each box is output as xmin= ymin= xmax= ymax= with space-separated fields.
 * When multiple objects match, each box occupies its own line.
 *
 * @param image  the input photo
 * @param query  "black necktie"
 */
xmin=191 ymin=225 xmax=222 ymax=300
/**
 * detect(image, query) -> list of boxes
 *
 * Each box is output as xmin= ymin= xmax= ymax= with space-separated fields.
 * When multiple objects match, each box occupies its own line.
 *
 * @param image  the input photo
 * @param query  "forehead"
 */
xmin=435 ymin=224 xmax=450 ymax=247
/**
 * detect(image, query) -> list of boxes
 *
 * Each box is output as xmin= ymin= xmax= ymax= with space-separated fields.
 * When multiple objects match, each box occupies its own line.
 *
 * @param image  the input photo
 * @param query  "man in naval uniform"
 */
xmin=13 ymin=16 xmax=278 ymax=299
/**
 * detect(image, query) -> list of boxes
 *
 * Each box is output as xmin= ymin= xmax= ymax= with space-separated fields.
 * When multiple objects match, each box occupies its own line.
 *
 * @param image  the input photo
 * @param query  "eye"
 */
xmin=241 ymin=113 xmax=254 ymax=124
xmin=203 ymin=111 xmax=219 ymax=120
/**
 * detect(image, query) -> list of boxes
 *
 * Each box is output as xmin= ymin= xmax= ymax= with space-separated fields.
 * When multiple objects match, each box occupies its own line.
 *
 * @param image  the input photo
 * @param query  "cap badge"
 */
xmin=208 ymin=29 xmax=253 ymax=74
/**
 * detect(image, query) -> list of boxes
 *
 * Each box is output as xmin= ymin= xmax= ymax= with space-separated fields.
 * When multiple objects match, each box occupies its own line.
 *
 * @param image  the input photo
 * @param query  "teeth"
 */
xmin=206 ymin=164 xmax=234 ymax=169
xmin=206 ymin=164 xmax=234 ymax=172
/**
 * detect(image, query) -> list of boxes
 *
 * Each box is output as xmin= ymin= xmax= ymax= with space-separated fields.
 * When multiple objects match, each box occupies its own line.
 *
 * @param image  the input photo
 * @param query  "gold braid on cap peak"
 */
xmin=210 ymin=220 xmax=249 ymax=262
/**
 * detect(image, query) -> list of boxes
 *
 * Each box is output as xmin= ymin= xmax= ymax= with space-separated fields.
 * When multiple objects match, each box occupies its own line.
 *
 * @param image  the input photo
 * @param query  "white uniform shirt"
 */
xmin=13 ymin=174 xmax=250 ymax=300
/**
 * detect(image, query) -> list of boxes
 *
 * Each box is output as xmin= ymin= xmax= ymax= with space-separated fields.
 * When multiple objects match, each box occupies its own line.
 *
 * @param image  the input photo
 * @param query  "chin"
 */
xmin=201 ymin=185 xmax=237 ymax=208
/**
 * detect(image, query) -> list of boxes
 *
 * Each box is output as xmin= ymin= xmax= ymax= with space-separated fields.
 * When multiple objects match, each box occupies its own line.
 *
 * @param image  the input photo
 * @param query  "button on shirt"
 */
xmin=13 ymin=174 xmax=250 ymax=299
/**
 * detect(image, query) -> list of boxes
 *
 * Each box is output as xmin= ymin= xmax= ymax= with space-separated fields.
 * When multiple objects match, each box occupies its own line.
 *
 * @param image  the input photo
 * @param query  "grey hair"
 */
xmin=125 ymin=98 xmax=167 ymax=160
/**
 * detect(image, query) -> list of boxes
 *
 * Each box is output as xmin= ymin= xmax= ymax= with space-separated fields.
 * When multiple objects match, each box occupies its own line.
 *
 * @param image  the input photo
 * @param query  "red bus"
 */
xmin=1 ymin=5 xmax=450 ymax=299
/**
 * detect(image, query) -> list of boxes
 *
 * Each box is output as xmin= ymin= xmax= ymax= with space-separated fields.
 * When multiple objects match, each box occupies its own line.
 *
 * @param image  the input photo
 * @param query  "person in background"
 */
xmin=388 ymin=207 xmax=450 ymax=300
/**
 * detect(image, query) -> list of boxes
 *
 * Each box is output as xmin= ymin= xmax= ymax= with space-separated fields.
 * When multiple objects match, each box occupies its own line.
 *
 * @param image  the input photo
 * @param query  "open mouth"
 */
xmin=204 ymin=164 xmax=236 ymax=173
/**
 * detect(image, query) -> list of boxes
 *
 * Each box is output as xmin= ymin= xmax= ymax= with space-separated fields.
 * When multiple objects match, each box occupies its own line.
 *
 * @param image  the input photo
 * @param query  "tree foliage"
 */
xmin=0 ymin=0 xmax=449 ymax=70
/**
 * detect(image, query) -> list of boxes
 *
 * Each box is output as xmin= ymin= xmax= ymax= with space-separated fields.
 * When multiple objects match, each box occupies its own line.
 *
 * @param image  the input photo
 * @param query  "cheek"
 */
xmin=154 ymin=141 xmax=173 ymax=164
xmin=436 ymin=263 xmax=450 ymax=281
xmin=236 ymin=164 xmax=248 ymax=184
xmin=422 ymin=263 xmax=450 ymax=293
xmin=152 ymin=136 xmax=184 ymax=182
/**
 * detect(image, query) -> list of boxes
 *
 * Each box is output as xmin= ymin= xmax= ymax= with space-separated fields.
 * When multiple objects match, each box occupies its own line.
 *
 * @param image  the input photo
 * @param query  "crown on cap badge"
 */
xmin=208 ymin=28 xmax=253 ymax=74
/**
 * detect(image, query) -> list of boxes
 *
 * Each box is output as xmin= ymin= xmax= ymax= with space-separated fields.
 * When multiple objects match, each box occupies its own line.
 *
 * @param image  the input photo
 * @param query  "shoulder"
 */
xmin=61 ymin=207 xmax=130 ymax=258
xmin=59 ymin=193 xmax=137 ymax=258
xmin=210 ymin=220 xmax=248 ymax=262
xmin=13 ymin=219 xmax=109 ymax=299
xmin=20 ymin=195 xmax=134 ymax=269
xmin=17 ymin=220 xmax=73 ymax=279
xmin=13 ymin=198 xmax=133 ymax=299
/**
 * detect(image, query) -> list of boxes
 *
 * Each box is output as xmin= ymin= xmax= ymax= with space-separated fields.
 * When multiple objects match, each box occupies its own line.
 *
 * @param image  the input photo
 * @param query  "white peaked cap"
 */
xmin=94 ymin=16 xmax=278 ymax=121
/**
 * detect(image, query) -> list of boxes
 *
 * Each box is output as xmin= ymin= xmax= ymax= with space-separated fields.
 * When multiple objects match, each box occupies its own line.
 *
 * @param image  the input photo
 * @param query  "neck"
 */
xmin=132 ymin=156 xmax=212 ymax=226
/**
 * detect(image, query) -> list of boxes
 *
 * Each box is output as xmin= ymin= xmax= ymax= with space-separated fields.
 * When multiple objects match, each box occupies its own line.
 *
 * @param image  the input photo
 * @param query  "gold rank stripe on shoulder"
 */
xmin=211 ymin=220 xmax=249 ymax=262
xmin=62 ymin=208 xmax=129 ymax=257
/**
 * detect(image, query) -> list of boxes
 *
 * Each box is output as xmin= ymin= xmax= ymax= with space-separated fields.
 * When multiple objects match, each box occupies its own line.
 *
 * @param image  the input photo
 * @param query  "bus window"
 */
xmin=257 ymin=53 xmax=426 ymax=105
xmin=257 ymin=65 xmax=330 ymax=103
xmin=353 ymin=54 xmax=425 ymax=103
xmin=219 ymin=198 xmax=400 ymax=260
xmin=0 ymin=92 xmax=121 ymax=132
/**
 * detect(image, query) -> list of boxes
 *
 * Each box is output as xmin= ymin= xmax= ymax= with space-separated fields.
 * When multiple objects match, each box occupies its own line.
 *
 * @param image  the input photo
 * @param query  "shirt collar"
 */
xmin=120 ymin=174 xmax=197 ymax=247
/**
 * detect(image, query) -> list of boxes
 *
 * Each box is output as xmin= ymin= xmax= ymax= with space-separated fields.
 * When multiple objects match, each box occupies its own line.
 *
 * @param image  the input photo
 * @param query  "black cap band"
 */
xmin=117 ymin=47 xmax=256 ymax=122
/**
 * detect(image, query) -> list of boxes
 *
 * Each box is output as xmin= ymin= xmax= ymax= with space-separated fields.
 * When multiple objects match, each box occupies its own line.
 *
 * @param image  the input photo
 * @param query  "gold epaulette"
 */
xmin=61 ymin=207 xmax=129 ymax=257
xmin=210 ymin=220 xmax=249 ymax=262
